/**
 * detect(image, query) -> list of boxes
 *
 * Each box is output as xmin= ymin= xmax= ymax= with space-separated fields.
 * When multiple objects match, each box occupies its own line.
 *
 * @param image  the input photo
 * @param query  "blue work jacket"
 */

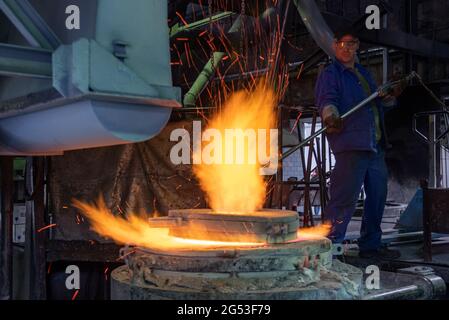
xmin=315 ymin=60 xmax=391 ymax=154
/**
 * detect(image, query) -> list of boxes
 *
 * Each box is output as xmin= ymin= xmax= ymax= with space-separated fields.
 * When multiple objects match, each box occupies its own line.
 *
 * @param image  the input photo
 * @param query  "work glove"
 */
xmin=322 ymin=105 xmax=343 ymax=134
xmin=379 ymin=73 xmax=408 ymax=99
xmin=324 ymin=114 xmax=343 ymax=134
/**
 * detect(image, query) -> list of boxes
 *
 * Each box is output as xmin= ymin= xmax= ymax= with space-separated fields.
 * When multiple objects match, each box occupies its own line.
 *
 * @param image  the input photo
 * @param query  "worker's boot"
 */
xmin=359 ymin=247 xmax=401 ymax=260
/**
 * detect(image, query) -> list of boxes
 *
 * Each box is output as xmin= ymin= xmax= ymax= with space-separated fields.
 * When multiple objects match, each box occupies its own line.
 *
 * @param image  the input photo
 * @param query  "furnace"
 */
xmin=111 ymin=209 xmax=364 ymax=300
xmin=2 ymin=0 xmax=449 ymax=303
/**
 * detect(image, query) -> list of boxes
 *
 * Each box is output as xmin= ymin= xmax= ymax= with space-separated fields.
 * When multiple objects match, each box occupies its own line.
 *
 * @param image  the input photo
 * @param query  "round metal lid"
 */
xmin=165 ymin=209 xmax=300 ymax=244
xmin=168 ymin=209 xmax=299 ymax=222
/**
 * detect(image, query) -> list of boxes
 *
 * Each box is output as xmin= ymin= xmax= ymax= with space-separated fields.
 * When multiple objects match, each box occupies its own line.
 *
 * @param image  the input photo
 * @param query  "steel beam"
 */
xmin=0 ymin=42 xmax=52 ymax=78
xmin=358 ymin=28 xmax=449 ymax=60
xmin=0 ymin=0 xmax=60 ymax=50
xmin=293 ymin=0 xmax=335 ymax=59
xmin=0 ymin=156 xmax=14 ymax=300
xmin=321 ymin=12 xmax=449 ymax=60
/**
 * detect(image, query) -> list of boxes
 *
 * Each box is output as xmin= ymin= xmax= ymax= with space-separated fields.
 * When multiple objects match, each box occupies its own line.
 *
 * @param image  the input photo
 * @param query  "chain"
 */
xmin=240 ymin=0 xmax=246 ymax=59
xmin=208 ymin=0 xmax=215 ymax=70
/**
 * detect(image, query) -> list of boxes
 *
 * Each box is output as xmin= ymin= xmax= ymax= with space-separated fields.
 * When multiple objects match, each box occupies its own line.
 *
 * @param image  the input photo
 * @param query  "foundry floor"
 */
xmin=304 ymin=207 xmax=449 ymax=271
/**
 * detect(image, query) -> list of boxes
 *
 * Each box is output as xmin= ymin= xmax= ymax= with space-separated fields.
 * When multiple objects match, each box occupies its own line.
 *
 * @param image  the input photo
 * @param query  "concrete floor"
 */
xmin=338 ymin=207 xmax=449 ymax=299
xmin=338 ymin=206 xmax=449 ymax=300
xmin=304 ymin=204 xmax=449 ymax=267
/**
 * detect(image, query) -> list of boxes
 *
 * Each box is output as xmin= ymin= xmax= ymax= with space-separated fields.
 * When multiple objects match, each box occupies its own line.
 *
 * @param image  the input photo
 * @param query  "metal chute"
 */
xmin=0 ymin=0 xmax=181 ymax=155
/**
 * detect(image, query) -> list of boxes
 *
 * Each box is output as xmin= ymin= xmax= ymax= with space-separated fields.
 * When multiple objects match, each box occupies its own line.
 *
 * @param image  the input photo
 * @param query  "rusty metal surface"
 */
xmin=162 ymin=209 xmax=300 ymax=244
xmin=123 ymin=238 xmax=332 ymax=290
xmin=124 ymin=237 xmax=332 ymax=274
xmin=111 ymin=237 xmax=365 ymax=300
xmin=111 ymin=260 xmax=363 ymax=300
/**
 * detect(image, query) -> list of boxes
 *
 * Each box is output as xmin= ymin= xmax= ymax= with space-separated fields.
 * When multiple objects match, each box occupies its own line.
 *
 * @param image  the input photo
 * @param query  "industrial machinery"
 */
xmin=1 ymin=0 xmax=449 ymax=302
xmin=111 ymin=209 xmax=446 ymax=300
xmin=0 ymin=0 xmax=181 ymax=155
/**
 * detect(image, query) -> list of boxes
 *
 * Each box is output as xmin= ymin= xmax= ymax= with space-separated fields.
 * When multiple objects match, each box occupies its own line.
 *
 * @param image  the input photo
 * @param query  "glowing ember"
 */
xmin=37 ymin=223 xmax=57 ymax=233
xmin=73 ymin=198 xmax=265 ymax=250
xmin=71 ymin=289 xmax=79 ymax=300
xmin=193 ymin=83 xmax=277 ymax=214
xmin=297 ymin=224 xmax=331 ymax=240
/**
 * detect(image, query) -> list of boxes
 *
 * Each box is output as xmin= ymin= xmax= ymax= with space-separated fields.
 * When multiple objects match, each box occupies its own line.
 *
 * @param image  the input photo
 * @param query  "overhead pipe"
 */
xmin=183 ymin=52 xmax=226 ymax=108
xmin=182 ymin=14 xmax=244 ymax=108
xmin=292 ymin=0 xmax=335 ymax=59
xmin=170 ymin=11 xmax=236 ymax=38
xmin=181 ymin=4 xmax=280 ymax=108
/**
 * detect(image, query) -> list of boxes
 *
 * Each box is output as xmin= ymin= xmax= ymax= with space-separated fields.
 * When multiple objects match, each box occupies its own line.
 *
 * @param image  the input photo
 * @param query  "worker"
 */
xmin=315 ymin=29 xmax=404 ymax=259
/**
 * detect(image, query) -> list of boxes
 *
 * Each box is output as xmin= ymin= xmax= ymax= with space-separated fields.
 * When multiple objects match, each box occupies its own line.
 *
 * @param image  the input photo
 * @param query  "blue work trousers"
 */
xmin=325 ymin=148 xmax=388 ymax=252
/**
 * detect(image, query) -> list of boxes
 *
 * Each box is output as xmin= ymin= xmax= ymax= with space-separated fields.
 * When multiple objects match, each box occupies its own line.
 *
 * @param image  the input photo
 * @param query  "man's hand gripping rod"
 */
xmin=280 ymin=72 xmax=417 ymax=162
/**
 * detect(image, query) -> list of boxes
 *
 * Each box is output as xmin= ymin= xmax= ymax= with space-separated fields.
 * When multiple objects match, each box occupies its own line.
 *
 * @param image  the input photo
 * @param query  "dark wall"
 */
xmin=385 ymin=83 xmax=448 ymax=203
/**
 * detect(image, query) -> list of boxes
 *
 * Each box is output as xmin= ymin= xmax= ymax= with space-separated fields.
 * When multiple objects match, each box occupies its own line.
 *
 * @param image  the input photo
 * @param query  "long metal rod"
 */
xmin=303 ymin=114 xmax=317 ymax=227
xmin=429 ymin=115 xmax=438 ymax=188
xmin=277 ymin=107 xmax=284 ymax=209
xmin=281 ymin=91 xmax=380 ymax=161
xmin=281 ymin=72 xmax=417 ymax=162
xmin=362 ymin=285 xmax=421 ymax=300
xmin=315 ymin=137 xmax=327 ymax=221
xmin=214 ymin=61 xmax=303 ymax=83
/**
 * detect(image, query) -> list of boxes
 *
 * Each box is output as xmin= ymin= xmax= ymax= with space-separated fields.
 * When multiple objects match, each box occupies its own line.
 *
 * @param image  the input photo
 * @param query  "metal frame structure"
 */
xmin=0 ymin=43 xmax=52 ymax=78
xmin=270 ymin=106 xmax=331 ymax=227
xmin=0 ymin=0 xmax=181 ymax=300
xmin=0 ymin=0 xmax=60 ymax=50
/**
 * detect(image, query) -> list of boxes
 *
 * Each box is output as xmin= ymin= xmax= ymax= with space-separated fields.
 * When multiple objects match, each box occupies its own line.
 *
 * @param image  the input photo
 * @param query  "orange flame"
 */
xmin=297 ymin=224 xmax=332 ymax=240
xmin=73 ymin=84 xmax=333 ymax=249
xmin=194 ymin=83 xmax=277 ymax=213
xmin=72 ymin=198 xmax=264 ymax=250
